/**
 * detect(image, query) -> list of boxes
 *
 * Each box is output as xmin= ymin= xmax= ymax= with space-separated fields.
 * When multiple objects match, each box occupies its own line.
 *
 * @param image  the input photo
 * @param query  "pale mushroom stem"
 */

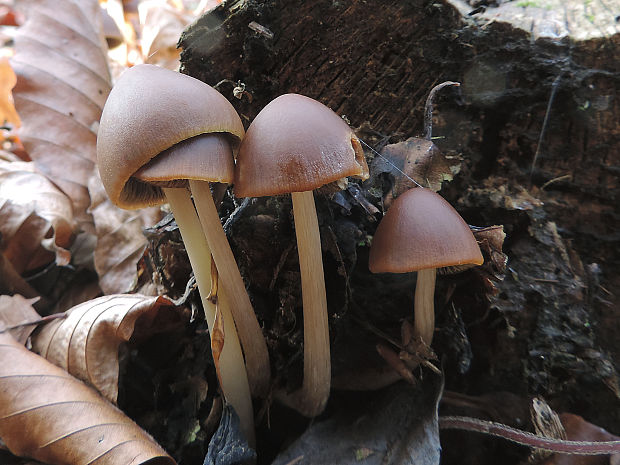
xmin=162 ymin=187 xmax=254 ymax=445
xmin=414 ymin=267 xmax=437 ymax=345
xmin=286 ymin=190 xmax=331 ymax=417
xmin=189 ymin=179 xmax=271 ymax=397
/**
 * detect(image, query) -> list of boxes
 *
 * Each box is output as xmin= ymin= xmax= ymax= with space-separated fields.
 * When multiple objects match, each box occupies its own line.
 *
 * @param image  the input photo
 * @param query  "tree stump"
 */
xmin=177 ymin=1 xmax=619 ymax=463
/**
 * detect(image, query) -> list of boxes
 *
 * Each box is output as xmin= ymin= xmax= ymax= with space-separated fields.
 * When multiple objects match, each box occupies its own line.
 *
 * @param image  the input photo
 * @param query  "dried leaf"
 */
xmin=11 ymin=0 xmax=112 ymax=230
xmin=0 ymin=294 xmax=40 ymax=343
xmin=0 ymin=57 xmax=20 ymax=127
xmin=473 ymin=225 xmax=507 ymax=274
xmin=0 ymin=253 xmax=40 ymax=302
xmin=0 ymin=162 xmax=75 ymax=271
xmin=373 ymin=138 xmax=458 ymax=205
xmin=88 ymin=170 xmax=162 ymax=295
xmin=31 ymin=293 xmax=188 ymax=404
xmin=0 ymin=331 xmax=176 ymax=465
xmin=139 ymin=0 xmax=194 ymax=69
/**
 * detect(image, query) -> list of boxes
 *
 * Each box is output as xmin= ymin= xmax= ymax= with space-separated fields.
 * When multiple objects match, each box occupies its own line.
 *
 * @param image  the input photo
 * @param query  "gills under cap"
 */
xmin=97 ymin=64 xmax=244 ymax=209
xmin=234 ymin=93 xmax=368 ymax=197
xmin=369 ymin=188 xmax=483 ymax=274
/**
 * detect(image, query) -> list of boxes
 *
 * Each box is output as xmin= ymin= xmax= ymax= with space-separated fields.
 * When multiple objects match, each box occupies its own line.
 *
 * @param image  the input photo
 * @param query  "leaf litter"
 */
xmin=30 ymin=293 xmax=189 ymax=404
xmin=0 ymin=330 xmax=176 ymax=465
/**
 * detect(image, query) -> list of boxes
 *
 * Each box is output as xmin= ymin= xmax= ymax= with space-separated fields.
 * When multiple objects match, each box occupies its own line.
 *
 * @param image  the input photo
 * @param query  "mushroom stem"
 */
xmin=281 ymin=190 xmax=331 ymax=417
xmin=189 ymin=180 xmax=271 ymax=397
xmin=414 ymin=267 xmax=437 ymax=345
xmin=163 ymin=188 xmax=254 ymax=445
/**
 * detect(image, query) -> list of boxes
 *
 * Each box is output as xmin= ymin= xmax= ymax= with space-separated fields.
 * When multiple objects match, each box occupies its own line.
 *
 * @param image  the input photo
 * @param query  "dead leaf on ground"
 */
xmin=0 ymin=331 xmax=176 ymax=465
xmin=0 ymin=294 xmax=40 ymax=343
xmin=11 ymin=0 xmax=112 ymax=231
xmin=31 ymin=293 xmax=188 ymax=404
xmin=88 ymin=169 xmax=162 ymax=295
xmin=0 ymin=161 xmax=74 ymax=272
xmin=473 ymin=225 xmax=507 ymax=274
xmin=0 ymin=253 xmax=41 ymax=304
xmin=139 ymin=0 xmax=194 ymax=69
xmin=0 ymin=57 xmax=20 ymax=127
xmin=373 ymin=137 xmax=459 ymax=207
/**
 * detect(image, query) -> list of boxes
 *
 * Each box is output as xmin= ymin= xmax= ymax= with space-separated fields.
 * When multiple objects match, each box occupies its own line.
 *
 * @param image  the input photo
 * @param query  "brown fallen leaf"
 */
xmin=0 ymin=294 xmax=40 ymax=343
xmin=0 ymin=253 xmax=41 ymax=305
xmin=0 ymin=57 xmax=20 ymax=127
xmin=0 ymin=161 xmax=75 ymax=272
xmin=88 ymin=169 xmax=162 ymax=295
xmin=11 ymin=0 xmax=112 ymax=231
xmin=11 ymin=0 xmax=162 ymax=297
xmin=139 ymin=0 xmax=194 ymax=70
xmin=0 ymin=330 xmax=176 ymax=465
xmin=373 ymin=137 xmax=460 ymax=207
xmin=31 ymin=293 xmax=188 ymax=404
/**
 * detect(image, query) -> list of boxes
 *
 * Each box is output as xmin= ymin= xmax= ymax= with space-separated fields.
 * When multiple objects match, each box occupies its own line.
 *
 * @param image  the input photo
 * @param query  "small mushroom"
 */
xmin=368 ymin=187 xmax=483 ymax=346
xmin=234 ymin=93 xmax=369 ymax=417
xmin=97 ymin=64 xmax=269 ymax=443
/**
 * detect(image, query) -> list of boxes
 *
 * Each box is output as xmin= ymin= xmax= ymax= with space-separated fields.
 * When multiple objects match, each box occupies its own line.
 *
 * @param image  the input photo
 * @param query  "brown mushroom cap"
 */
xmin=234 ymin=93 xmax=368 ymax=197
xmin=97 ymin=64 xmax=244 ymax=209
xmin=369 ymin=188 xmax=483 ymax=273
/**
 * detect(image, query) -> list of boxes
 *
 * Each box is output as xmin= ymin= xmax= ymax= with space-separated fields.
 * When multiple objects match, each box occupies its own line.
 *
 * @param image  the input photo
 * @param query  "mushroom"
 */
xmin=97 ymin=64 xmax=269 ymax=443
xmin=234 ymin=93 xmax=369 ymax=417
xmin=368 ymin=187 xmax=483 ymax=346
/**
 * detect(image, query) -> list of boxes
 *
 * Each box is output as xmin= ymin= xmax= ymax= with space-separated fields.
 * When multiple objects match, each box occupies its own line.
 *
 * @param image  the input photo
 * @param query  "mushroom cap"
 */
xmin=369 ymin=188 xmax=483 ymax=273
xmin=97 ymin=64 xmax=244 ymax=209
xmin=234 ymin=93 xmax=369 ymax=197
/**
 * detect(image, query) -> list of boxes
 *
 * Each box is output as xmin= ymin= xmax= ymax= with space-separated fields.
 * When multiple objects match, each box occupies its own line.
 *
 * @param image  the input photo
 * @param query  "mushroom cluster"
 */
xmin=96 ymin=65 xmax=477 ymax=448
xmin=96 ymin=66 xmax=368 ymax=443
xmin=97 ymin=64 xmax=268 ymax=444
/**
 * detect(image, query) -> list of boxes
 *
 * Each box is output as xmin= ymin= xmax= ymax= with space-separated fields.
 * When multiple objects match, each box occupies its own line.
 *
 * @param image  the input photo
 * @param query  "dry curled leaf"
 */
xmin=31 ymin=293 xmax=188 ymax=404
xmin=11 ymin=0 xmax=112 ymax=230
xmin=473 ymin=225 xmax=507 ymax=274
xmin=374 ymin=137 xmax=459 ymax=207
xmin=0 ymin=331 xmax=176 ymax=465
xmin=0 ymin=161 xmax=74 ymax=271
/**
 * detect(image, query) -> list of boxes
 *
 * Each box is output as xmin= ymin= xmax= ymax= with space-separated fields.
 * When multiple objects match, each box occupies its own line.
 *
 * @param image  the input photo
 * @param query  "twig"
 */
xmin=530 ymin=72 xmax=564 ymax=186
xmin=439 ymin=416 xmax=620 ymax=455
xmin=424 ymin=81 xmax=460 ymax=141
xmin=541 ymin=174 xmax=572 ymax=190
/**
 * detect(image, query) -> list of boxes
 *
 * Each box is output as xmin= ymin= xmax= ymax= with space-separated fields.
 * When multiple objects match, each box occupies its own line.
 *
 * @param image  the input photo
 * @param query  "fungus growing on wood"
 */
xmin=369 ymin=187 xmax=483 ymax=346
xmin=234 ymin=93 xmax=369 ymax=417
xmin=97 ymin=64 xmax=270 ymax=444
